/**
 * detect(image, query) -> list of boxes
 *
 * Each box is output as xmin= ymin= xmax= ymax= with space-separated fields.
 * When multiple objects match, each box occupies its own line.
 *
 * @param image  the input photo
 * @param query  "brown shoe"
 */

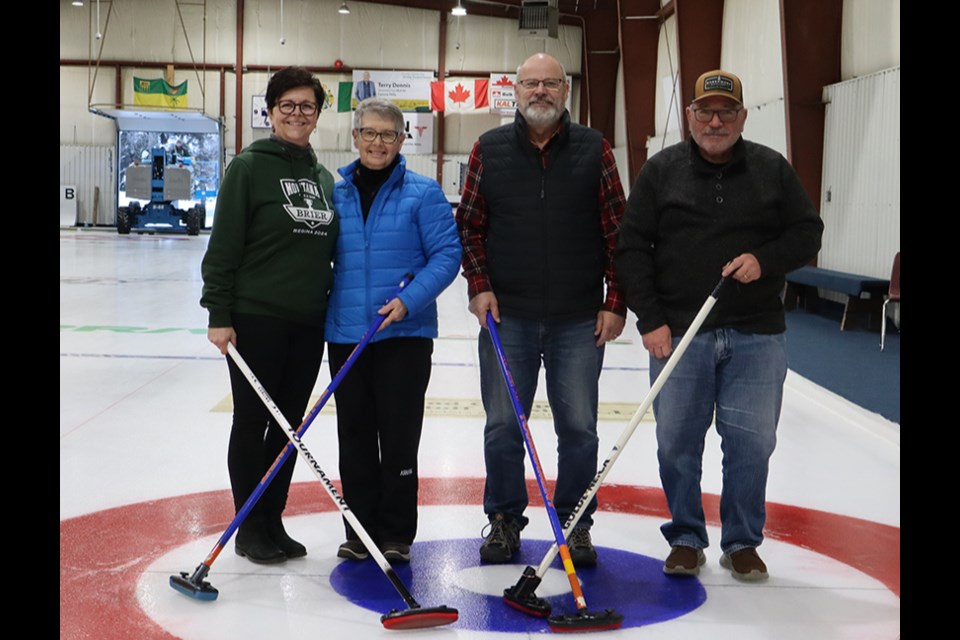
xmin=719 ymin=548 xmax=769 ymax=581
xmin=663 ymin=546 xmax=706 ymax=576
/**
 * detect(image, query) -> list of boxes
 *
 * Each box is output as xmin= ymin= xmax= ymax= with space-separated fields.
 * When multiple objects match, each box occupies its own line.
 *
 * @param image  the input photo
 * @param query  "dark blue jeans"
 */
xmin=479 ymin=315 xmax=604 ymax=529
xmin=651 ymin=329 xmax=786 ymax=554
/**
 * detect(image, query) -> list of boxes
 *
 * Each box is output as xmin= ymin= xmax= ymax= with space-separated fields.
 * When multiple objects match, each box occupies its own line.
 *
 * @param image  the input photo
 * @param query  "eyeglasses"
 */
xmin=357 ymin=128 xmax=402 ymax=144
xmin=691 ymin=107 xmax=742 ymax=123
xmin=276 ymin=100 xmax=319 ymax=116
xmin=516 ymin=78 xmax=565 ymax=91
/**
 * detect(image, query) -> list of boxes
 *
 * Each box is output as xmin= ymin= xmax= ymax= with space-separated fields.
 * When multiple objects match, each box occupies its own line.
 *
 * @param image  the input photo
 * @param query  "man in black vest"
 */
xmin=456 ymin=52 xmax=627 ymax=566
xmin=616 ymin=70 xmax=823 ymax=581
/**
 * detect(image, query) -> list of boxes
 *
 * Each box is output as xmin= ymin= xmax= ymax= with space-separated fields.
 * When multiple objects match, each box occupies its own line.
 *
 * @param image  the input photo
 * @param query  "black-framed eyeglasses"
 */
xmin=516 ymin=78 xmax=565 ymax=91
xmin=691 ymin=107 xmax=742 ymax=123
xmin=357 ymin=128 xmax=402 ymax=144
xmin=277 ymin=100 xmax=319 ymax=116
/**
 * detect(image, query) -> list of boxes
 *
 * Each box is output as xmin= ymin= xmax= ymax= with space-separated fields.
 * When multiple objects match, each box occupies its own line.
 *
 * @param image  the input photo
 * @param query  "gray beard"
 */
xmin=520 ymin=103 xmax=562 ymax=127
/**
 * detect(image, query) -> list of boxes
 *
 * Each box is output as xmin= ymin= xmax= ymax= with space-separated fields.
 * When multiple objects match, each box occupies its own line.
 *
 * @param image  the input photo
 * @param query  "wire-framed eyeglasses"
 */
xmin=516 ymin=78 xmax=565 ymax=91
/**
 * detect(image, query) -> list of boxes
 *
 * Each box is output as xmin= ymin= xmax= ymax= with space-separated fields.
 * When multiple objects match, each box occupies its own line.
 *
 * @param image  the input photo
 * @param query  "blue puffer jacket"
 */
xmin=325 ymin=155 xmax=462 ymax=344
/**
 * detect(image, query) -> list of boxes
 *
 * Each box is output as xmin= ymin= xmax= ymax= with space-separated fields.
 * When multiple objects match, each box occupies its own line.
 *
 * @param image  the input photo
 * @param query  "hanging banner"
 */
xmin=430 ymin=79 xmax=490 ymax=112
xmin=348 ymin=70 xmax=433 ymax=112
xmin=489 ymin=74 xmax=517 ymax=115
xmin=402 ymin=113 xmax=433 ymax=155
xmin=133 ymin=77 xmax=188 ymax=108
xmin=251 ymin=95 xmax=270 ymax=129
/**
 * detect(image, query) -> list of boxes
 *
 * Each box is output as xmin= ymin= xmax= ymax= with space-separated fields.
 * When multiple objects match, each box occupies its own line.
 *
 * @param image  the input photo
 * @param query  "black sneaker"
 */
xmin=337 ymin=539 xmax=369 ymax=561
xmin=479 ymin=514 xmax=520 ymax=563
xmin=567 ymin=527 xmax=597 ymax=567
xmin=382 ymin=542 xmax=411 ymax=563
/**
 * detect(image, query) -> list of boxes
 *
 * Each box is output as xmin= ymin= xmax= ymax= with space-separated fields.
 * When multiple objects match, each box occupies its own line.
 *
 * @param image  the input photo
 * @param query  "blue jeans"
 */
xmin=650 ymin=329 xmax=786 ymax=554
xmin=479 ymin=315 xmax=603 ymax=529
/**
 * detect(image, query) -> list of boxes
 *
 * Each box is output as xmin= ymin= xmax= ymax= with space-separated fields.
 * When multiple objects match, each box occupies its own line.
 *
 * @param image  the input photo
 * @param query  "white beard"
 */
xmin=520 ymin=101 xmax=562 ymax=127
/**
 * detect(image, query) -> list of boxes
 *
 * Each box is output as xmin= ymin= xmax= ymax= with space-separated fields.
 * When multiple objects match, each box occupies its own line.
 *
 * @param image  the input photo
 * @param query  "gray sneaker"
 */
xmin=567 ymin=527 xmax=598 ymax=567
xmin=479 ymin=514 xmax=521 ymax=563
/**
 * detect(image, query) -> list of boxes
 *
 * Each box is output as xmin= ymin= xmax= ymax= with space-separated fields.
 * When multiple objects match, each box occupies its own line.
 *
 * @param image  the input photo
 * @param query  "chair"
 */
xmin=880 ymin=252 xmax=900 ymax=351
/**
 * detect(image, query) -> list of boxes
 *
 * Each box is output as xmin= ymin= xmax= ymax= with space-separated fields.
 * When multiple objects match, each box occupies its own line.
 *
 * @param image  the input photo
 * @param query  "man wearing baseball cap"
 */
xmin=615 ymin=70 xmax=823 ymax=580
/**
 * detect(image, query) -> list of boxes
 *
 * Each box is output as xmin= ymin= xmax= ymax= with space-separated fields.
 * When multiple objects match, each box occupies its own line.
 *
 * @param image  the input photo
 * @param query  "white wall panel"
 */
xmin=60 ymin=145 xmax=115 ymax=226
xmin=246 ymin=1 xmax=438 ymax=69
xmin=842 ymin=0 xmax=900 ymax=80
xmin=444 ymin=13 xmax=581 ymax=75
xmin=61 ymin=67 xmax=118 ymax=146
xmin=742 ymin=98 xmax=787 ymax=158
xmin=335 ymin=2 xmax=438 ymax=68
xmin=721 ymin=0 xmax=784 ymax=109
xmin=819 ymin=67 xmax=900 ymax=278
xmin=59 ymin=0 xmax=236 ymax=65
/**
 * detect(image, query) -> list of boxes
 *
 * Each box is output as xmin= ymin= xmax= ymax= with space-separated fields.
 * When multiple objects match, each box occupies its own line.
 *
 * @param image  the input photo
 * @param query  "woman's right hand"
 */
xmin=208 ymin=326 xmax=237 ymax=355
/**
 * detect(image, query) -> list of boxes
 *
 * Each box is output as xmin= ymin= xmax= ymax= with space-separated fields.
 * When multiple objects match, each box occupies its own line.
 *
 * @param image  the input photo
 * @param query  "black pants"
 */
xmin=227 ymin=313 xmax=325 ymax=517
xmin=328 ymin=337 xmax=433 ymax=545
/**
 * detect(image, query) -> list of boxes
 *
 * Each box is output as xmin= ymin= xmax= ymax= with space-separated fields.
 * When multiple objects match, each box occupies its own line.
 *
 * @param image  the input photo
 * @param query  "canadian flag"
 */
xmin=431 ymin=79 xmax=490 ymax=112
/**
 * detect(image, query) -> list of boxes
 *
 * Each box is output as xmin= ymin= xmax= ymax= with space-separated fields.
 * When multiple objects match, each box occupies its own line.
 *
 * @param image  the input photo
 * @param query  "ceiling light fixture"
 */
xmin=338 ymin=2 xmax=351 ymax=15
xmin=451 ymin=1 xmax=467 ymax=17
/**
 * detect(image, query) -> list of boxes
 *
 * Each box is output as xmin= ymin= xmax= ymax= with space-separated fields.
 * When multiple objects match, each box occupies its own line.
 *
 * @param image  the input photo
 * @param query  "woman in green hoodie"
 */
xmin=201 ymin=66 xmax=339 ymax=564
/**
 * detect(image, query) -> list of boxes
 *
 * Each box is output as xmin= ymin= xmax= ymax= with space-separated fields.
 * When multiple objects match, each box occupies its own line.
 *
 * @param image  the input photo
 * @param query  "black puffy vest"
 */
xmin=479 ymin=113 xmax=604 ymax=322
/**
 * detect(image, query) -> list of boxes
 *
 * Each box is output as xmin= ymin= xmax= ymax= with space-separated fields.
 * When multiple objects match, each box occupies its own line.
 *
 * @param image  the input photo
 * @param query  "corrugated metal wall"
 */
xmin=60 ymin=145 xmax=115 ymax=226
xmin=819 ymin=67 xmax=900 ymax=278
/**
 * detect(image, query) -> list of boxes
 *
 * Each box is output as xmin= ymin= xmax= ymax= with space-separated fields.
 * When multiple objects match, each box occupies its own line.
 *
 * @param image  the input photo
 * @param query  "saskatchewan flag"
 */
xmin=133 ymin=77 xmax=188 ymax=108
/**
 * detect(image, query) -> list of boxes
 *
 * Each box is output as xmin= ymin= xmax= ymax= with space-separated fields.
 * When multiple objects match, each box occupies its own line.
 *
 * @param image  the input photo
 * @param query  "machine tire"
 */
xmin=186 ymin=207 xmax=202 ymax=236
xmin=116 ymin=208 xmax=132 ymax=235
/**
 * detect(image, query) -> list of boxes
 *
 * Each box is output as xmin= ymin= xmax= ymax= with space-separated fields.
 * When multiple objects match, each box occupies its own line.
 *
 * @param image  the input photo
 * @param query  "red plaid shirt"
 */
xmin=455 ymin=133 xmax=627 ymax=315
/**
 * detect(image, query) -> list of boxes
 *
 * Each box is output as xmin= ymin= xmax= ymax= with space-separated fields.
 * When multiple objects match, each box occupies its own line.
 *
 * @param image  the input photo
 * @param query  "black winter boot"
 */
xmin=235 ymin=514 xmax=286 ymax=564
xmin=265 ymin=515 xmax=307 ymax=558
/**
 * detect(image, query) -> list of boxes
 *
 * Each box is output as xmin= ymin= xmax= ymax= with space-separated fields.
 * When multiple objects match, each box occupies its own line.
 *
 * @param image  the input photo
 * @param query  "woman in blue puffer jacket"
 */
xmin=326 ymin=97 xmax=461 ymax=563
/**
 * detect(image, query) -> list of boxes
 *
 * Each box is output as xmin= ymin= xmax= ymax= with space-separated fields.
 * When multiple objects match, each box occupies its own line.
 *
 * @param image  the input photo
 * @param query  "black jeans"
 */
xmin=226 ymin=312 xmax=325 ymax=517
xmin=328 ymin=337 xmax=433 ymax=545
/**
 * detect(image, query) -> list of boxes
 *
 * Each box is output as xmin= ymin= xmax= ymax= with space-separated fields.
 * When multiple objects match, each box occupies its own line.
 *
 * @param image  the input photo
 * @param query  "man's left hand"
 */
xmin=723 ymin=253 xmax=762 ymax=283
xmin=377 ymin=298 xmax=408 ymax=331
xmin=595 ymin=311 xmax=625 ymax=346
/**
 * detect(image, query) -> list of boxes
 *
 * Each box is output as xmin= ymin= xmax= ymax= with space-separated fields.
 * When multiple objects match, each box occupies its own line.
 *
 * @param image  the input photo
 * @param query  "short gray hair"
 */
xmin=353 ymin=97 xmax=404 ymax=133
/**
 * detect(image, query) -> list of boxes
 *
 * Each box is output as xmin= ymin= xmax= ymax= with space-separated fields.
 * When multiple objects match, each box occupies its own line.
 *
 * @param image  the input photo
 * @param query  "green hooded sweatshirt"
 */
xmin=201 ymin=137 xmax=339 ymax=327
